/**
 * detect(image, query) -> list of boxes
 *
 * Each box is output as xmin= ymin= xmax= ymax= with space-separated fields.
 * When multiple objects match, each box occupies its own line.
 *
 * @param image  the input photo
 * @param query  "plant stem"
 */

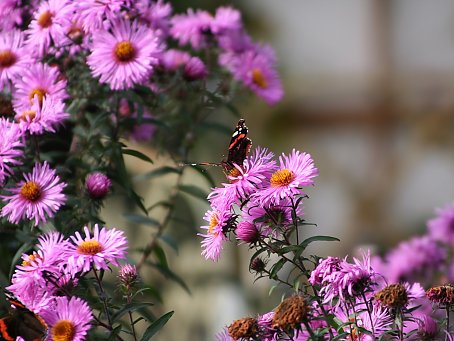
xmin=361 ymin=291 xmax=375 ymax=337
xmin=92 ymin=267 xmax=113 ymax=326
xmin=446 ymin=306 xmax=450 ymax=341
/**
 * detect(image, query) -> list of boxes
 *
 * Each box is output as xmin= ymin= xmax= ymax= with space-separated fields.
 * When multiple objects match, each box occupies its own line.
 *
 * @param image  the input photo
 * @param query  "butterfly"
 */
xmin=0 ymin=290 xmax=48 ymax=341
xmin=189 ymin=119 xmax=252 ymax=172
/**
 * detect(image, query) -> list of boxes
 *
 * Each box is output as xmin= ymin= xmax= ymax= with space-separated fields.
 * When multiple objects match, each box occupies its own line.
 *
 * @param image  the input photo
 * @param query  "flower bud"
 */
xmin=85 ymin=172 xmax=112 ymax=199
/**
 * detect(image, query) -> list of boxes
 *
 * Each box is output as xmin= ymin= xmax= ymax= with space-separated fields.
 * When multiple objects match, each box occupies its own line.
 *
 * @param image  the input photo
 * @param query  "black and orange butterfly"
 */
xmin=0 ymin=290 xmax=48 ymax=341
xmin=189 ymin=119 xmax=252 ymax=171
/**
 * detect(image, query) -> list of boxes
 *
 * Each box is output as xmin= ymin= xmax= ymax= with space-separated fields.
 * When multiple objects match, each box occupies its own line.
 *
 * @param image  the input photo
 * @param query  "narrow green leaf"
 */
xmin=269 ymin=258 xmax=286 ymax=280
xmin=111 ymin=302 xmax=154 ymax=322
xmin=178 ymin=184 xmax=208 ymax=201
xmin=122 ymin=148 xmax=154 ymax=164
xmin=123 ymin=214 xmax=160 ymax=227
xmin=153 ymin=244 xmax=168 ymax=267
xmin=140 ymin=311 xmax=174 ymax=341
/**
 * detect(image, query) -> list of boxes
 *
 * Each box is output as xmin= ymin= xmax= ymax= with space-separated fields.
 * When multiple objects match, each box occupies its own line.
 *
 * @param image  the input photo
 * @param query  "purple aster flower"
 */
xmin=136 ymin=0 xmax=172 ymax=35
xmin=198 ymin=206 xmax=232 ymax=262
xmin=242 ymin=197 xmax=303 ymax=238
xmin=309 ymin=256 xmax=341 ymax=286
xmin=1 ymin=162 xmax=66 ymax=226
xmin=211 ymin=6 xmax=242 ymax=35
xmin=12 ymin=62 xmax=67 ymax=112
xmin=0 ymin=30 xmax=33 ymax=90
xmin=215 ymin=328 xmax=233 ymax=341
xmin=15 ymin=95 xmax=69 ymax=135
xmin=75 ymin=0 xmax=124 ymax=33
xmin=257 ymin=312 xmax=278 ymax=340
xmin=159 ymin=48 xmax=190 ymax=71
xmin=184 ymin=56 xmax=207 ymax=80
xmin=415 ymin=313 xmax=439 ymax=340
xmin=85 ymin=171 xmax=112 ymax=199
xmin=236 ymin=221 xmax=260 ymax=243
xmin=128 ymin=110 xmax=156 ymax=142
xmin=0 ymin=0 xmax=22 ymax=31
xmin=319 ymin=252 xmax=377 ymax=306
xmin=170 ymin=9 xmax=213 ymax=49
xmin=207 ymin=185 xmax=238 ymax=212
xmin=376 ymin=235 xmax=446 ymax=285
xmin=8 ymin=232 xmax=71 ymax=294
xmin=87 ymin=19 xmax=161 ymax=90
xmin=66 ymin=224 xmax=128 ymax=275
xmin=25 ymin=0 xmax=72 ymax=58
xmin=6 ymin=281 xmax=54 ymax=315
xmin=428 ymin=201 xmax=454 ymax=246
xmin=221 ymin=147 xmax=276 ymax=201
xmin=219 ymin=44 xmax=284 ymax=105
xmin=255 ymin=149 xmax=318 ymax=205
xmin=41 ymin=296 xmax=92 ymax=341
xmin=0 ymin=117 xmax=23 ymax=185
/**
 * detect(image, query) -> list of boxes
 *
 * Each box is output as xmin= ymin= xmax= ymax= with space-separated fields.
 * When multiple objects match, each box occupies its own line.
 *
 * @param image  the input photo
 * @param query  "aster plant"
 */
xmin=0 ymin=1 xmax=285 ymax=340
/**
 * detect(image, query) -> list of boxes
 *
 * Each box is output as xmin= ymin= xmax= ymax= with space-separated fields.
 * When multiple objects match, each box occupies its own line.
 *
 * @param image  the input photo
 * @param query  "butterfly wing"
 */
xmin=224 ymin=119 xmax=252 ymax=169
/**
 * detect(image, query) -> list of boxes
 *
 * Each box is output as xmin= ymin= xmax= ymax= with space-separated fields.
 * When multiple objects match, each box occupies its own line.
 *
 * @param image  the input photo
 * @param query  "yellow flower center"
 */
xmin=114 ymin=41 xmax=135 ymax=62
xmin=29 ymin=88 xmax=47 ymax=106
xmin=270 ymin=168 xmax=295 ymax=187
xmin=22 ymin=252 xmax=42 ymax=267
xmin=209 ymin=213 xmax=219 ymax=235
xmin=252 ymin=68 xmax=268 ymax=89
xmin=38 ymin=10 xmax=53 ymax=28
xmin=51 ymin=320 xmax=76 ymax=341
xmin=77 ymin=240 xmax=103 ymax=255
xmin=20 ymin=181 xmax=41 ymax=201
xmin=17 ymin=110 xmax=37 ymax=122
xmin=0 ymin=50 xmax=16 ymax=68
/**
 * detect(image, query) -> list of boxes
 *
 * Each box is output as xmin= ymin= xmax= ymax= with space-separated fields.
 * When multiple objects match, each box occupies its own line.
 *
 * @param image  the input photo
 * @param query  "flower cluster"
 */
xmin=199 ymin=147 xmax=318 ymax=261
xmin=6 ymin=224 xmax=127 ymax=340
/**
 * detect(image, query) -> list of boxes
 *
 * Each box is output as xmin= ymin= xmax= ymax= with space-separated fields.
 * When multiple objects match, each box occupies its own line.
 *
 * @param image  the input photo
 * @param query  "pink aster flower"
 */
xmin=222 ymin=146 xmax=276 ymax=201
xmin=236 ymin=221 xmax=260 ymax=243
xmin=66 ymin=224 xmax=128 ymax=275
xmin=242 ymin=197 xmax=303 ymax=238
xmin=15 ymin=95 xmax=69 ymax=135
xmin=428 ymin=201 xmax=454 ymax=246
xmin=207 ymin=185 xmax=238 ymax=212
xmin=13 ymin=62 xmax=67 ymax=112
xmin=0 ymin=0 xmax=22 ymax=31
xmin=85 ymin=171 xmax=112 ymax=199
xmin=6 ymin=281 xmax=54 ymax=315
xmin=1 ymin=162 xmax=66 ymax=226
xmin=0 ymin=30 xmax=33 ymax=90
xmin=136 ymin=0 xmax=172 ymax=35
xmin=8 ymin=232 xmax=71 ymax=293
xmin=170 ymin=9 xmax=213 ymax=49
xmin=87 ymin=19 xmax=161 ymax=90
xmin=219 ymin=44 xmax=284 ymax=105
xmin=41 ymin=296 xmax=93 ymax=341
xmin=159 ymin=48 xmax=191 ymax=71
xmin=25 ymin=0 xmax=72 ymax=58
xmin=211 ymin=6 xmax=242 ymax=35
xmin=75 ymin=0 xmax=125 ymax=33
xmin=198 ymin=206 xmax=232 ymax=262
xmin=255 ymin=149 xmax=318 ymax=205
xmin=0 ymin=118 xmax=23 ymax=185
xmin=309 ymin=256 xmax=341 ymax=286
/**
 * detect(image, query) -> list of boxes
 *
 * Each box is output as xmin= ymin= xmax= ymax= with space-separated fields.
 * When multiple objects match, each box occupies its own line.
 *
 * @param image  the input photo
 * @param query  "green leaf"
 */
xmin=178 ymin=184 xmax=208 ymax=201
xmin=153 ymin=244 xmax=168 ymax=267
xmin=123 ymin=214 xmax=160 ymax=227
xmin=111 ymin=302 xmax=154 ymax=322
xmin=122 ymin=148 xmax=154 ymax=164
xmin=159 ymin=234 xmax=179 ymax=253
xmin=140 ymin=311 xmax=174 ymax=341
xmin=295 ymin=236 xmax=340 ymax=257
xmin=135 ymin=166 xmax=181 ymax=181
xmin=269 ymin=258 xmax=286 ymax=280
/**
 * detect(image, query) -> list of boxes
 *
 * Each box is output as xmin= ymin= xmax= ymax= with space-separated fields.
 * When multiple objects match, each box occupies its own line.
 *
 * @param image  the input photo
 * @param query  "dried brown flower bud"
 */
xmin=272 ymin=296 xmax=309 ymax=331
xmin=374 ymin=283 xmax=408 ymax=308
xmin=227 ymin=317 xmax=258 ymax=340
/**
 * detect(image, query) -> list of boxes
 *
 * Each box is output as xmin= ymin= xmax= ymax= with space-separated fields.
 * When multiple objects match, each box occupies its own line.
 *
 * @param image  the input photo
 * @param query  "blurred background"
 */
xmin=106 ymin=0 xmax=454 ymax=339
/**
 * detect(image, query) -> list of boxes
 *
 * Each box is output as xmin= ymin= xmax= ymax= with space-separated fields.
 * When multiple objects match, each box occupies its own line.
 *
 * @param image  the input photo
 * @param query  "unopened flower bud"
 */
xmin=85 ymin=172 xmax=112 ymax=199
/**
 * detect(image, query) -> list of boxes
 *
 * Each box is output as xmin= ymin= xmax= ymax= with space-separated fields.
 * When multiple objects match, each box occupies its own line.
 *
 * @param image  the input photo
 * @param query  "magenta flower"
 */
xmin=12 ymin=62 xmax=67 ymax=112
xmin=8 ymin=232 xmax=70 ymax=293
xmin=15 ymin=95 xmax=69 ymax=135
xmin=170 ymin=9 xmax=213 ymax=49
xmin=219 ymin=44 xmax=283 ymax=105
xmin=136 ymin=0 xmax=172 ymax=35
xmin=0 ymin=30 xmax=33 ymax=89
xmin=183 ymin=56 xmax=207 ymax=80
xmin=309 ymin=256 xmax=341 ymax=286
xmin=0 ymin=118 xmax=23 ymax=184
xmin=41 ymin=296 xmax=93 ymax=341
xmin=159 ymin=49 xmax=191 ymax=71
xmin=85 ymin=172 xmax=112 ymax=199
xmin=255 ymin=149 xmax=318 ymax=205
xmin=428 ymin=201 xmax=454 ymax=246
xmin=236 ymin=221 xmax=260 ymax=243
xmin=87 ymin=19 xmax=161 ymax=90
xmin=198 ymin=206 xmax=232 ymax=261
xmin=25 ymin=0 xmax=72 ymax=58
xmin=222 ymin=147 xmax=277 ymax=201
xmin=0 ymin=0 xmax=23 ymax=31
xmin=211 ymin=6 xmax=242 ymax=35
xmin=375 ymin=235 xmax=445 ymax=284
xmin=6 ymin=281 xmax=54 ymax=315
xmin=67 ymin=224 xmax=128 ymax=275
xmin=75 ymin=0 xmax=124 ymax=33
xmin=1 ymin=162 xmax=66 ymax=226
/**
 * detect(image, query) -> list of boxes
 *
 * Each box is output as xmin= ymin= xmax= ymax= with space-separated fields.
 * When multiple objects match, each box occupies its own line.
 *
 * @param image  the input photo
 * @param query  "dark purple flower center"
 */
xmin=20 ymin=181 xmax=41 ymax=201
xmin=114 ymin=41 xmax=136 ymax=62
xmin=0 ymin=50 xmax=16 ymax=68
